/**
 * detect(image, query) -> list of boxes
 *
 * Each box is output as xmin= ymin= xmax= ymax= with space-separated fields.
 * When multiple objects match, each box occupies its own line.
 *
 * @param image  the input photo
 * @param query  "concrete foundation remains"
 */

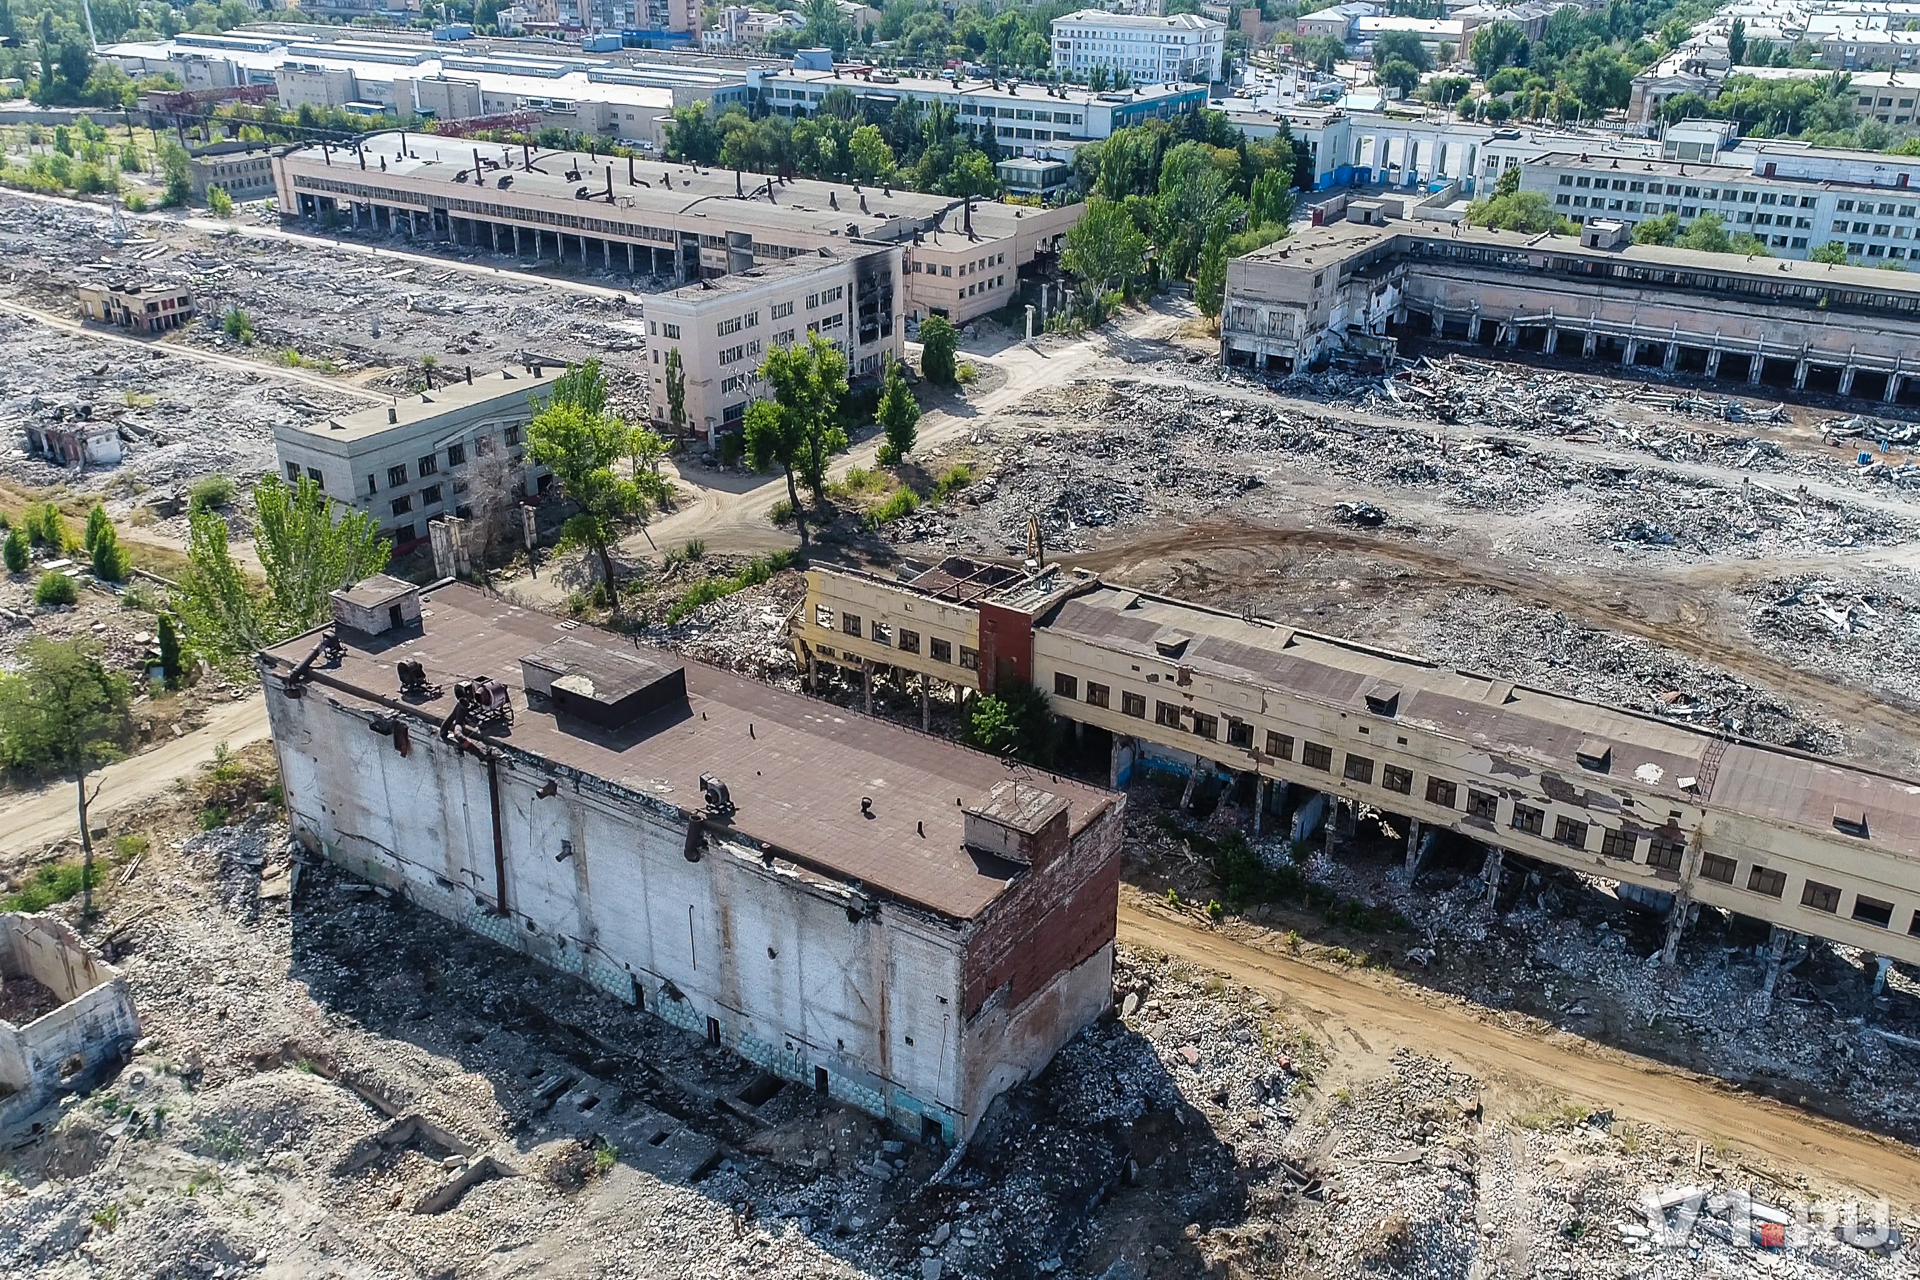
xmin=0 ymin=913 xmax=141 ymax=1135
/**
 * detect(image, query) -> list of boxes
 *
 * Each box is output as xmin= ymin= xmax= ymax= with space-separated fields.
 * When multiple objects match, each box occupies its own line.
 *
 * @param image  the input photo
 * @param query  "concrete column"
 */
xmin=1659 ymin=894 xmax=1695 ymax=965
xmin=1543 ymin=327 xmax=1560 ymax=356
xmin=1663 ymin=342 xmax=1679 ymax=373
xmin=1581 ymin=329 xmax=1597 ymax=358
xmin=1793 ymin=359 xmax=1810 ymax=391
xmin=1323 ymin=794 xmax=1339 ymax=857
xmin=1873 ymin=955 xmax=1894 ymax=997
xmin=863 ymin=664 xmax=873 ymax=715
xmin=1405 ymin=817 xmax=1425 ymax=877
xmin=1838 ymin=364 xmax=1858 ymax=396
xmin=920 ymin=676 xmax=930 ymax=732
xmin=1748 ymin=353 xmax=1764 ymax=384
xmin=627 ymin=243 xmax=635 ymax=272
xmin=1704 ymin=347 xmax=1722 ymax=378
xmin=1755 ymin=924 xmax=1792 ymax=1017
xmin=1887 ymin=373 xmax=1903 ymax=404
xmin=1430 ymin=309 xmax=1445 ymax=337
xmin=1482 ymin=847 xmax=1503 ymax=907
xmin=1621 ymin=339 xmax=1637 ymax=366
xmin=603 ymin=238 xmax=613 ymax=270
xmin=1253 ymin=777 xmax=1267 ymax=838
xmin=806 ymin=654 xmax=817 ymax=692
xmin=1466 ymin=313 xmax=1482 ymax=343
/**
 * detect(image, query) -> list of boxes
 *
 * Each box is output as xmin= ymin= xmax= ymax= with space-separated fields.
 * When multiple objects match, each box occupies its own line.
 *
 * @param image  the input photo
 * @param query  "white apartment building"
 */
xmin=1049 ymin=10 xmax=1226 ymax=84
xmin=272 ymin=365 xmax=562 ymax=548
xmin=643 ymin=244 xmax=903 ymax=446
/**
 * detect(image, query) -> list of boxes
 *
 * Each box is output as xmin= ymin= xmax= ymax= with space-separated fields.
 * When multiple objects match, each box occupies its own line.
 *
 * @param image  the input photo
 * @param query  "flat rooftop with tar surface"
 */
xmin=261 ymin=583 xmax=1114 ymax=921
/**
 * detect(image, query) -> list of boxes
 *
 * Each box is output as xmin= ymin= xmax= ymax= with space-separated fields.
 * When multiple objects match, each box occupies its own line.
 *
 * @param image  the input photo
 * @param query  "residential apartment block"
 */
xmin=1049 ymin=10 xmax=1226 ymax=84
xmin=644 ymin=244 xmax=902 ymax=444
xmin=271 ymin=364 xmax=562 ymax=547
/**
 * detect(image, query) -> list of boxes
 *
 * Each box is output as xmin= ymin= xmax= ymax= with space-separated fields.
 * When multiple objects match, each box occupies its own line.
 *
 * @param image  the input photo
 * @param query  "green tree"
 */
xmin=1466 ymin=189 xmax=1566 ymax=233
xmin=0 ymin=639 xmax=133 ymax=919
xmin=206 ymin=184 xmax=232 ymax=216
xmin=874 ymin=356 xmax=920 ymax=463
xmin=178 ymin=476 xmax=389 ymax=656
xmin=1250 ymin=169 xmax=1295 ymax=227
xmin=1373 ymin=30 xmax=1432 ymax=73
xmin=664 ymin=347 xmax=687 ymax=438
xmin=1570 ymin=46 xmax=1633 ymax=111
xmin=1378 ymin=59 xmax=1422 ymax=96
xmin=1728 ymin=16 xmax=1747 ymax=66
xmin=960 ymin=680 xmax=1058 ymax=767
xmin=526 ymin=369 xmax=646 ymax=607
xmin=665 ymin=104 xmax=722 ymax=164
xmin=1633 ymin=211 xmax=1679 ymax=245
xmin=83 ymin=503 xmax=109 ymax=553
xmin=157 ymin=612 xmax=182 ymax=689
xmin=2 ymin=526 xmax=25 ymax=574
xmin=743 ymin=400 xmax=809 ymax=550
xmin=89 ymin=522 xmax=128 ymax=583
xmin=1677 ymin=211 xmax=1732 ymax=253
xmin=159 ymin=140 xmax=190 ymax=206
xmin=221 ymin=305 xmax=253 ymax=343
xmin=1810 ymin=240 xmax=1850 ymax=263
xmin=1469 ymin=20 xmax=1526 ymax=77
xmin=848 ymin=123 xmax=895 ymax=181
xmin=1062 ymin=197 xmax=1150 ymax=299
xmin=1426 ymin=75 xmax=1472 ymax=105
xmin=759 ymin=332 xmax=849 ymax=509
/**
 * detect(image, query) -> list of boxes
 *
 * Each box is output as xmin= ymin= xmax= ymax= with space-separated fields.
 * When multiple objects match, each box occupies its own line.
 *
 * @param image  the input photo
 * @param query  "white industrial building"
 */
xmin=260 ymin=579 xmax=1124 ymax=1145
xmin=1049 ymin=10 xmax=1227 ymax=84
xmin=643 ymin=242 xmax=902 ymax=444
xmin=271 ymin=364 xmax=562 ymax=548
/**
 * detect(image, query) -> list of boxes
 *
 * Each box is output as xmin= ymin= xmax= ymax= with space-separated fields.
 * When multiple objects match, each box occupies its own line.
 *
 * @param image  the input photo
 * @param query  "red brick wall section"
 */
xmin=975 ymin=601 xmax=1033 ymax=697
xmin=961 ymin=800 xmax=1124 ymax=1020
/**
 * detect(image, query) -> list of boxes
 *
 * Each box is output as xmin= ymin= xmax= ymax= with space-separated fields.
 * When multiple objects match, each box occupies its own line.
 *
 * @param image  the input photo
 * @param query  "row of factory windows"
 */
xmin=819 ymin=605 xmax=980 ymax=670
xmin=1046 ymin=670 xmax=1914 ymax=934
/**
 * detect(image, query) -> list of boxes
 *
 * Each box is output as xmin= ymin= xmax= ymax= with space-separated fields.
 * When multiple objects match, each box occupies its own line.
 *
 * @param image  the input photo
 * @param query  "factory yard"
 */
xmin=3 ymin=189 xmax=1920 ymax=1278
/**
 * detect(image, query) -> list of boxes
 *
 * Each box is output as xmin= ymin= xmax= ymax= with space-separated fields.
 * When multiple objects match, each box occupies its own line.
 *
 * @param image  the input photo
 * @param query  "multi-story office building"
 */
xmin=643 ymin=243 xmax=902 ymax=444
xmin=272 ymin=365 xmax=562 ymax=547
xmin=1049 ymin=10 xmax=1226 ymax=84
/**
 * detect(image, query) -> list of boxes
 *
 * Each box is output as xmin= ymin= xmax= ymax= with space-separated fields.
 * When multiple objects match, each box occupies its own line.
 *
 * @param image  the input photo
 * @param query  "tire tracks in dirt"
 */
xmin=1118 ymin=899 xmax=1920 ymax=1203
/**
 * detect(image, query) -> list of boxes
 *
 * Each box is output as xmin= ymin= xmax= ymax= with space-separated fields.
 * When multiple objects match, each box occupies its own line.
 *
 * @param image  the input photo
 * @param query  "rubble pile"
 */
xmin=1401 ymin=588 xmax=1847 ymax=754
xmin=970 ymin=381 xmax=1915 ymax=560
xmin=0 ymin=311 xmax=365 ymax=490
xmin=1748 ymin=573 xmax=1920 ymax=708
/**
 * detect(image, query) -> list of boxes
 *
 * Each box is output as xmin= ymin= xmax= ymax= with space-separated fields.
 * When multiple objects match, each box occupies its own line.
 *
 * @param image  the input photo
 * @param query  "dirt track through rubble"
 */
xmin=1117 ymin=899 xmax=1920 ymax=1203
xmin=1072 ymin=519 xmax=1920 ymax=748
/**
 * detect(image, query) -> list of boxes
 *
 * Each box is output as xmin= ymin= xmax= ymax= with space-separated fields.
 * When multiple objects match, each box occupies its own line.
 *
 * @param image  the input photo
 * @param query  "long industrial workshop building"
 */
xmin=797 ymin=560 xmax=1920 ymax=977
xmin=1219 ymin=212 xmax=1920 ymax=402
xmin=258 ymin=577 xmax=1122 ymax=1144
xmin=268 ymin=130 xmax=1079 ymax=294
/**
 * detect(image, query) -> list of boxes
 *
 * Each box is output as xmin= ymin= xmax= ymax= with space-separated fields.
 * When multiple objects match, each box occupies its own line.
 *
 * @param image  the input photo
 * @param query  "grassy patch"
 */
xmin=664 ymin=550 xmax=798 ymax=626
xmin=862 ymin=488 xmax=919 ymax=530
xmin=929 ymin=463 xmax=973 ymax=501
xmin=827 ymin=466 xmax=889 ymax=502
xmin=3 ymin=860 xmax=103 ymax=912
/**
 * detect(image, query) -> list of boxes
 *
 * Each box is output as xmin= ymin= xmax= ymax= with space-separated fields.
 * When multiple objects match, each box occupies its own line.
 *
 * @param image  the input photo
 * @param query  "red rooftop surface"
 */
xmin=260 ymin=582 xmax=1116 ymax=921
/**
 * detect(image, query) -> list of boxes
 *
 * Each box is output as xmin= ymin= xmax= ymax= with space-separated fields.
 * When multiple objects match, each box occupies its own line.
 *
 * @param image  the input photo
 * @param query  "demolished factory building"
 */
xmin=799 ymin=560 xmax=1920 ymax=980
xmin=258 ymin=577 xmax=1123 ymax=1144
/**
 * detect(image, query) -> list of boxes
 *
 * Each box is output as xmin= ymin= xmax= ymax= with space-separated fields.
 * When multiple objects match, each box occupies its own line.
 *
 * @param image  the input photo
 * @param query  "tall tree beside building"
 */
xmin=917 ymin=315 xmax=959 ymax=385
xmin=875 ymin=356 xmax=920 ymax=463
xmin=1469 ymin=20 xmax=1526 ymax=78
xmin=0 ymin=639 xmax=133 ymax=921
xmin=744 ymin=400 xmax=811 ymax=552
xmin=665 ymin=347 xmax=687 ymax=438
xmin=178 ymin=475 xmax=390 ymax=656
xmin=1062 ymin=198 xmax=1149 ymax=301
xmin=1727 ymin=16 xmax=1747 ymax=66
xmin=756 ymin=332 xmax=849 ymax=511
xmin=526 ymin=372 xmax=647 ymax=610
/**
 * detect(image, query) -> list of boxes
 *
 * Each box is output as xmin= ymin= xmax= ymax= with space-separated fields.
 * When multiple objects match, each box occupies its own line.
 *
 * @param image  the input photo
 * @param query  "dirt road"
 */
xmin=1118 ymin=899 xmax=1920 ymax=1202
xmin=0 ymin=695 xmax=271 ymax=858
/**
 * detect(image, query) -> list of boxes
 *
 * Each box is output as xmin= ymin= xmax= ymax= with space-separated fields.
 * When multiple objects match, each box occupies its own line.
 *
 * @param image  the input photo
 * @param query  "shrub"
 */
xmin=158 ymin=613 xmax=182 ymax=687
xmin=918 ymin=315 xmax=958 ymax=385
xmin=90 ymin=523 xmax=130 ymax=583
xmin=2 ymin=860 xmax=101 ymax=912
xmin=930 ymin=464 xmax=973 ymax=501
xmin=206 ymin=185 xmax=233 ymax=217
xmin=24 ymin=502 xmax=67 ymax=550
xmin=84 ymin=503 xmax=110 ymax=553
xmin=960 ymin=680 xmax=1059 ymax=766
xmin=189 ymin=475 xmax=236 ymax=512
xmin=664 ymin=550 xmax=798 ymax=625
xmin=956 ymin=361 xmax=978 ymax=385
xmin=220 ymin=306 xmax=253 ymax=344
xmin=123 ymin=193 xmax=148 ymax=213
xmin=34 ymin=572 xmax=78 ymax=606
xmin=863 ymin=488 xmax=919 ymax=529
xmin=2 ymin=526 xmax=25 ymax=573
